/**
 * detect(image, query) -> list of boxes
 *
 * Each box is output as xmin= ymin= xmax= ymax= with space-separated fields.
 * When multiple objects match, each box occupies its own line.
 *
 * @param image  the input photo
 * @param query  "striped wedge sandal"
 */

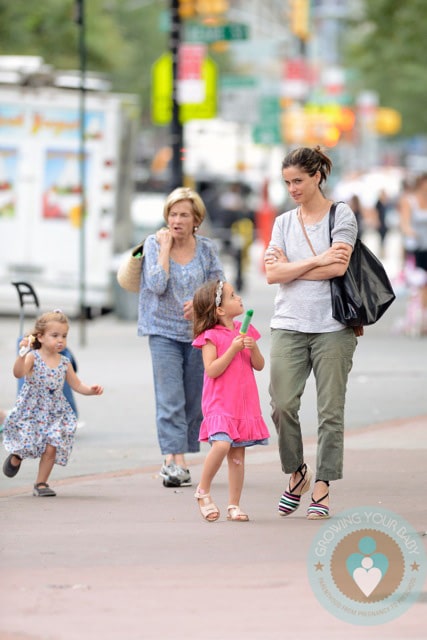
xmin=278 ymin=462 xmax=312 ymax=516
xmin=307 ymin=481 xmax=330 ymax=520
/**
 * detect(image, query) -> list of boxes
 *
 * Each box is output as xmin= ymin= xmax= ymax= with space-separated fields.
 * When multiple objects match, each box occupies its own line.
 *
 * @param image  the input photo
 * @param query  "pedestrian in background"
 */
xmin=137 ymin=187 xmax=224 ymax=488
xmin=399 ymin=173 xmax=427 ymax=333
xmin=264 ymin=146 xmax=359 ymax=520
xmin=374 ymin=188 xmax=390 ymax=256
xmin=192 ymin=279 xmax=269 ymax=522
xmin=2 ymin=310 xmax=103 ymax=497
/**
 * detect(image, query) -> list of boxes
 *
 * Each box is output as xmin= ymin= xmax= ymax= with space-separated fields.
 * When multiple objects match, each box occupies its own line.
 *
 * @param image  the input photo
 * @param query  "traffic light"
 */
xmin=178 ymin=0 xmax=228 ymax=19
xmin=196 ymin=0 xmax=228 ymax=14
xmin=178 ymin=0 xmax=196 ymax=19
xmin=290 ymin=0 xmax=310 ymax=41
xmin=375 ymin=108 xmax=402 ymax=136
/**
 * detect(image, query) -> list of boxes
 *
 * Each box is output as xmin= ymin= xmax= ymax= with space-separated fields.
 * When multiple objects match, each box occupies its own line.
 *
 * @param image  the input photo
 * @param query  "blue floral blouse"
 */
xmin=137 ymin=234 xmax=224 ymax=342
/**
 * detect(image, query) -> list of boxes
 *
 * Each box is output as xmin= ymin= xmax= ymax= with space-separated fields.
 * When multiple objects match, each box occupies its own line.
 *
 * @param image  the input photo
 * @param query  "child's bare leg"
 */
xmin=199 ymin=440 xmax=230 ymax=493
xmin=195 ymin=440 xmax=230 ymax=522
xmin=195 ymin=441 xmax=230 ymax=522
xmin=227 ymin=446 xmax=246 ymax=506
xmin=36 ymin=444 xmax=56 ymax=485
xmin=198 ymin=441 xmax=230 ymax=495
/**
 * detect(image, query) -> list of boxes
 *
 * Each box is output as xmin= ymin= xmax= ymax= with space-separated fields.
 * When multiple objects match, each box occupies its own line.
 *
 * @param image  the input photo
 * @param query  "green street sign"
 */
xmin=220 ymin=75 xmax=259 ymax=123
xmin=252 ymin=122 xmax=282 ymax=145
xmin=252 ymin=96 xmax=282 ymax=145
xmin=151 ymin=53 xmax=217 ymax=125
xmin=220 ymin=75 xmax=257 ymax=90
xmin=185 ymin=22 xmax=249 ymax=43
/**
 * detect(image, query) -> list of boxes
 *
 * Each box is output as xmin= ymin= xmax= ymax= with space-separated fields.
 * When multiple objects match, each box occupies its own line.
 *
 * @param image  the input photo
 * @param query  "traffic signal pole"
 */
xmin=170 ymin=0 xmax=184 ymax=190
xmin=75 ymin=0 xmax=87 ymax=346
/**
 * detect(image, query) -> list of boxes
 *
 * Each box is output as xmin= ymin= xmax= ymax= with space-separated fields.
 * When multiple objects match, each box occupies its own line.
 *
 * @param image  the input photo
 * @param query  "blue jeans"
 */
xmin=148 ymin=335 xmax=204 ymax=456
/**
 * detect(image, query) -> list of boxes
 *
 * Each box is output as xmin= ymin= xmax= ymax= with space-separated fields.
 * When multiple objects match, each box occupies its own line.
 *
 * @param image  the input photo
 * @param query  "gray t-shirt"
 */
xmin=269 ymin=202 xmax=358 ymax=333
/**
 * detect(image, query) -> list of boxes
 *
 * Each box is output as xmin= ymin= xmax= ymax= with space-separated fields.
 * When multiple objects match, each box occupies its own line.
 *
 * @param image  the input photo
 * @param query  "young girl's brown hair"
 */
xmin=193 ymin=279 xmax=223 ymax=338
xmin=29 ymin=310 xmax=69 ymax=349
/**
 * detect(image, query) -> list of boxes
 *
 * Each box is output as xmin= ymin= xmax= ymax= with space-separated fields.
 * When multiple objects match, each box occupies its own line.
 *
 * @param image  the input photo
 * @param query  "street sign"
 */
xmin=220 ymin=75 xmax=257 ymax=89
xmin=219 ymin=75 xmax=259 ymax=124
xmin=151 ymin=53 xmax=217 ymax=125
xmin=177 ymin=44 xmax=206 ymax=104
xmin=185 ymin=22 xmax=249 ymax=43
xmin=252 ymin=96 xmax=282 ymax=145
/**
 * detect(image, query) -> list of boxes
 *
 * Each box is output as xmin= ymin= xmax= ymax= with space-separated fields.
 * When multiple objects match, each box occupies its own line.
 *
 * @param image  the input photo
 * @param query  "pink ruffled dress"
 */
xmin=192 ymin=322 xmax=270 ymax=446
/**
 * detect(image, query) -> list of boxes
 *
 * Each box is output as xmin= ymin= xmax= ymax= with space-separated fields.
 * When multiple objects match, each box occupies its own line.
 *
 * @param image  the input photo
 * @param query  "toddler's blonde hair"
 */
xmin=30 ymin=310 xmax=69 ymax=349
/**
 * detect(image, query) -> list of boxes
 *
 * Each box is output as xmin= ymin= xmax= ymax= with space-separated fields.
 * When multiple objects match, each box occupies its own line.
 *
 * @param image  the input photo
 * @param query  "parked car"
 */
xmin=130 ymin=192 xmax=166 ymax=245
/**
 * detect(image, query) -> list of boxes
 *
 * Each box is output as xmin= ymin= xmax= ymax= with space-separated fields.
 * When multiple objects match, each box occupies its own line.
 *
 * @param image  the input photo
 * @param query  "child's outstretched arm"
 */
xmin=66 ymin=363 xmax=103 ymax=396
xmin=202 ymin=336 xmax=244 ymax=379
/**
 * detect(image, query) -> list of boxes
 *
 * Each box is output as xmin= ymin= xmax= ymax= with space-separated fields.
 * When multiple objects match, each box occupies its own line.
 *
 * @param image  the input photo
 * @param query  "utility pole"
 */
xmin=75 ymin=0 xmax=87 ymax=346
xmin=169 ymin=0 xmax=184 ymax=190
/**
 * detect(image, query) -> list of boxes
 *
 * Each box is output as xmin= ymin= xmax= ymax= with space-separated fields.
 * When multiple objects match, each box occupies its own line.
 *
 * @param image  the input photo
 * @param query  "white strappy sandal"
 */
xmin=227 ymin=505 xmax=249 ymax=522
xmin=194 ymin=489 xmax=220 ymax=522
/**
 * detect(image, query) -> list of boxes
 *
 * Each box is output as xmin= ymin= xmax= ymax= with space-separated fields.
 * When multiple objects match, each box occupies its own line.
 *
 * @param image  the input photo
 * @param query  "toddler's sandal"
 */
xmin=3 ymin=454 xmax=22 ymax=478
xmin=194 ymin=489 xmax=220 ymax=522
xmin=227 ymin=505 xmax=249 ymax=521
xmin=33 ymin=482 xmax=56 ymax=497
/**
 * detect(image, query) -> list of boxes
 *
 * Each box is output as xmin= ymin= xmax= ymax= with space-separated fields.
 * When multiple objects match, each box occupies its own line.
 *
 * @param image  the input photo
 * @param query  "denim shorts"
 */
xmin=209 ymin=432 xmax=268 ymax=448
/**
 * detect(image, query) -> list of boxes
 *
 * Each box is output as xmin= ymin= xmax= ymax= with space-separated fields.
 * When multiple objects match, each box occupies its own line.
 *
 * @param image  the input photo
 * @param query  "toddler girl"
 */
xmin=192 ymin=280 xmax=270 ymax=522
xmin=2 ymin=310 xmax=103 ymax=496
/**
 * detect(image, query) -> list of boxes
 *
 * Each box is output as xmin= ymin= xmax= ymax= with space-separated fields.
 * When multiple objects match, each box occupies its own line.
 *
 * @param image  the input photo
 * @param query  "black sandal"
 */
xmin=33 ymin=482 xmax=56 ymax=497
xmin=3 ymin=454 xmax=22 ymax=478
xmin=278 ymin=463 xmax=312 ymax=516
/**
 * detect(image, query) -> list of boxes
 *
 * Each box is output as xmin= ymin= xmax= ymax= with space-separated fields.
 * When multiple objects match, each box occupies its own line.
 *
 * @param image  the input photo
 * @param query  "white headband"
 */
xmin=215 ymin=280 xmax=224 ymax=307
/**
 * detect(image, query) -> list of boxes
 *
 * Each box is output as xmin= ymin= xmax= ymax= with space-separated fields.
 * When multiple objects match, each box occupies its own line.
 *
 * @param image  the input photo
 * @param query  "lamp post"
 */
xmin=75 ymin=0 xmax=87 ymax=346
xmin=170 ymin=0 xmax=184 ymax=190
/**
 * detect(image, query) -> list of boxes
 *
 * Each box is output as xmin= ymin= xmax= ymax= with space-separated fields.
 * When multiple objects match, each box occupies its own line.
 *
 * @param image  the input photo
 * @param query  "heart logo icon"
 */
xmin=352 ymin=557 xmax=383 ymax=597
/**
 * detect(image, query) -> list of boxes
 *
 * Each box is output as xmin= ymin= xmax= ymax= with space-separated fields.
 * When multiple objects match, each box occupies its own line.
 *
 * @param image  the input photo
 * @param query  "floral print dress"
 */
xmin=3 ymin=351 xmax=77 ymax=466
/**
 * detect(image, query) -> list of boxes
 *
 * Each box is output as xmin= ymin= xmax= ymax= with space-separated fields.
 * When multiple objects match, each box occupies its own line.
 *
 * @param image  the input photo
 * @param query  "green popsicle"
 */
xmin=239 ymin=309 xmax=254 ymax=335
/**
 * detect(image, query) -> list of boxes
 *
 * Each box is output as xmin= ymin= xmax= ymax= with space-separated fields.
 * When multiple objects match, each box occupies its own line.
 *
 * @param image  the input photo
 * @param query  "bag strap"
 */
xmin=299 ymin=202 xmax=342 ymax=255
xmin=298 ymin=203 xmax=339 ymax=255
xmin=328 ymin=202 xmax=339 ymax=244
xmin=297 ymin=209 xmax=317 ymax=256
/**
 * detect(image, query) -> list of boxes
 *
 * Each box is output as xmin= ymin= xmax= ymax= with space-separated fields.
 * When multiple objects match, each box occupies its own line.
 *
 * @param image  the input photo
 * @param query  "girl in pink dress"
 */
xmin=192 ymin=280 xmax=270 ymax=522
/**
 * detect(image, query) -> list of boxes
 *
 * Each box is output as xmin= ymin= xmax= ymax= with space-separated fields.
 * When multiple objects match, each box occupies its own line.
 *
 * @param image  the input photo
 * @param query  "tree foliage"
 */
xmin=0 ymin=0 xmax=233 ymax=123
xmin=345 ymin=0 xmax=427 ymax=137
xmin=0 ymin=0 xmax=168 ymax=117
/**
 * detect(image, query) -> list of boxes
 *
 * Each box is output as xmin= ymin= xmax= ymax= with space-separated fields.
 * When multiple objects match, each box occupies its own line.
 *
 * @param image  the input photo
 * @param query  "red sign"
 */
xmin=178 ymin=44 xmax=205 ymax=80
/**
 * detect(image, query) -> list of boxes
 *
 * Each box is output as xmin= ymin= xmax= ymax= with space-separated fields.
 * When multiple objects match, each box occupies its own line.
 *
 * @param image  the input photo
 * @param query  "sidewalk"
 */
xmin=0 ymin=415 xmax=426 ymax=640
xmin=0 ymin=241 xmax=426 ymax=639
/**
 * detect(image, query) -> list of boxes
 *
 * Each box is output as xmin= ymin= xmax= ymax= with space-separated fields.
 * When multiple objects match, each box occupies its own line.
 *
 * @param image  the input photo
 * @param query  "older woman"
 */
xmin=138 ymin=187 xmax=224 ymax=488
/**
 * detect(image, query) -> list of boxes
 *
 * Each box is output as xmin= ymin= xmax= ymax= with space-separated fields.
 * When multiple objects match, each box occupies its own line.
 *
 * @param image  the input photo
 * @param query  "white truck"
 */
xmin=0 ymin=57 xmax=138 ymax=317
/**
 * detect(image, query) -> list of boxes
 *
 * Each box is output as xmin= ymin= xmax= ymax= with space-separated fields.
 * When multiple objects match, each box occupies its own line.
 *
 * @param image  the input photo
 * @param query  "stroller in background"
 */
xmin=11 ymin=282 xmax=79 ymax=417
